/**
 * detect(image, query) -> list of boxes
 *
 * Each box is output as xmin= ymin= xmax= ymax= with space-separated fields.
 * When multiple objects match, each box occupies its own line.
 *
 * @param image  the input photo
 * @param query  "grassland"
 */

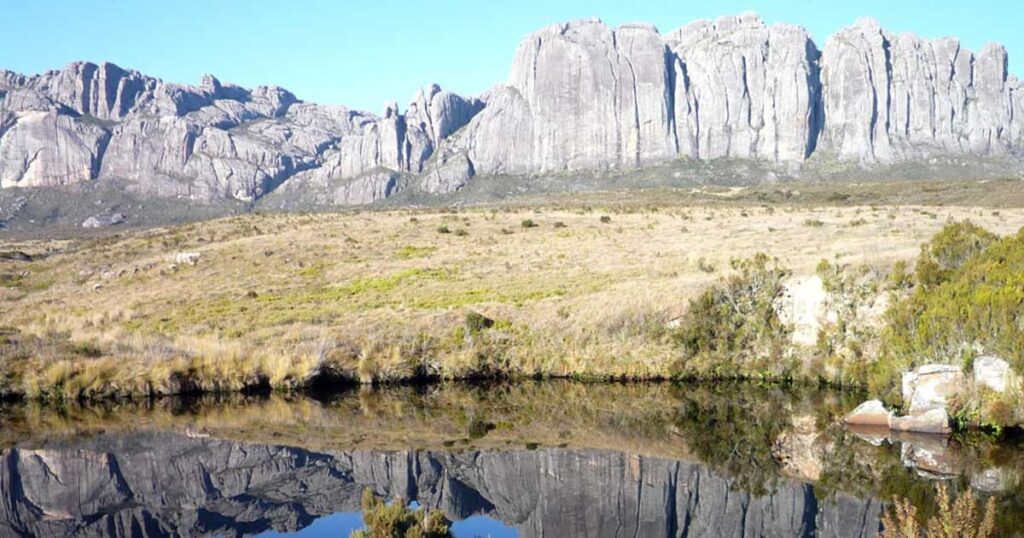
xmin=2 ymin=180 xmax=1024 ymax=400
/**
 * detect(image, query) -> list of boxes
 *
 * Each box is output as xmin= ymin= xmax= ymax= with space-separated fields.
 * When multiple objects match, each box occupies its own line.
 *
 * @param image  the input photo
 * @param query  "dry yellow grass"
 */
xmin=2 ymin=200 xmax=1024 ymax=397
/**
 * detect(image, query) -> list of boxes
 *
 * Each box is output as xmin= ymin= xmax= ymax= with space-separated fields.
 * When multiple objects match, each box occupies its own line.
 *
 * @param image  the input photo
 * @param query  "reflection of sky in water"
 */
xmin=254 ymin=511 xmax=517 ymax=538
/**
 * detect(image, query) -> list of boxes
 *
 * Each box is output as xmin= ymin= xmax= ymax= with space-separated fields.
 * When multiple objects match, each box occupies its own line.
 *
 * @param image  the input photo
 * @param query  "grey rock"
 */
xmin=422 ymin=151 xmax=475 ymax=194
xmin=1 ymin=13 xmax=1023 ymax=202
xmin=0 ymin=61 xmax=482 ymax=202
xmin=81 ymin=213 xmax=125 ymax=228
xmin=472 ymin=19 xmax=678 ymax=174
xmin=0 ymin=109 xmax=109 ymax=188
xmin=901 ymin=364 xmax=964 ymax=415
xmin=666 ymin=13 xmax=822 ymax=161
xmin=820 ymin=18 xmax=1022 ymax=163
xmin=973 ymin=355 xmax=1012 ymax=393
xmin=843 ymin=399 xmax=894 ymax=428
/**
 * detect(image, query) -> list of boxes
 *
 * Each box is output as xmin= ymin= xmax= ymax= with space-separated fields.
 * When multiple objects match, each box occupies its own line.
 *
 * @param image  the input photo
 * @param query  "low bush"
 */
xmin=671 ymin=253 xmax=792 ymax=379
xmin=878 ymin=223 xmax=1024 ymax=397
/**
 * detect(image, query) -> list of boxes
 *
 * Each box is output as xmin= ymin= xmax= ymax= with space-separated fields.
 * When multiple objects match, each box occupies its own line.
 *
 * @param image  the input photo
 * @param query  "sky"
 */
xmin=1 ymin=1 xmax=1022 ymax=114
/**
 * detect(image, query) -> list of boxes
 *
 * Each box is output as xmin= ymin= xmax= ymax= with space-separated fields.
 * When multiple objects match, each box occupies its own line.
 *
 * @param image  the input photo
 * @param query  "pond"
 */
xmin=0 ymin=381 xmax=1021 ymax=537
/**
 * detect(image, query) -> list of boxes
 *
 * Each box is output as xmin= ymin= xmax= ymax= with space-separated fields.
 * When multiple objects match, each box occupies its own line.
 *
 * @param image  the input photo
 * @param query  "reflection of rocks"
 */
xmin=773 ymin=414 xmax=825 ymax=481
xmin=846 ymin=428 xmax=1019 ymax=489
xmin=0 ymin=431 xmax=885 ymax=538
xmin=897 ymin=433 xmax=959 ymax=479
xmin=970 ymin=467 xmax=1019 ymax=493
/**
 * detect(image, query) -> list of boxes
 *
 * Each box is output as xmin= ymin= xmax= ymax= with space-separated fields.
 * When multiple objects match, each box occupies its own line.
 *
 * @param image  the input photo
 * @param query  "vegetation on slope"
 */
xmin=0 ymin=199 xmax=1022 ymax=404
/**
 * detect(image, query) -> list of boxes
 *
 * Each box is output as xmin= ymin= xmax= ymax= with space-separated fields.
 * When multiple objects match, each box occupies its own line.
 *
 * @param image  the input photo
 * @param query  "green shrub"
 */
xmin=878 ymin=223 xmax=1024 ymax=397
xmin=453 ymin=228 xmax=468 ymax=237
xmin=913 ymin=220 xmax=996 ymax=289
xmin=464 ymin=311 xmax=495 ymax=335
xmin=352 ymin=488 xmax=452 ymax=538
xmin=436 ymin=225 xmax=451 ymax=234
xmin=671 ymin=253 xmax=791 ymax=379
xmin=599 ymin=215 xmax=612 ymax=224
xmin=520 ymin=219 xmax=538 ymax=229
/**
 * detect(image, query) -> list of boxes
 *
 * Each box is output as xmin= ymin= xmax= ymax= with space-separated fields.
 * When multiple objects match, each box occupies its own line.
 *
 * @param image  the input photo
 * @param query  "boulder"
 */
xmin=842 ymin=400 xmax=893 ymax=428
xmin=0 ymin=251 xmax=32 ymax=262
xmin=773 ymin=274 xmax=836 ymax=346
xmin=901 ymin=364 xmax=964 ymax=415
xmin=173 ymin=252 xmax=201 ymax=266
xmin=81 ymin=213 xmax=125 ymax=228
xmin=891 ymin=408 xmax=952 ymax=434
xmin=974 ymin=355 xmax=1012 ymax=393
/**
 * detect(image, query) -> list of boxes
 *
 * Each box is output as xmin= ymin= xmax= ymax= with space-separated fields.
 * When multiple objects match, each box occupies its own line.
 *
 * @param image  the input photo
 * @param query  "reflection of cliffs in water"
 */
xmin=0 ymin=431 xmax=882 ymax=538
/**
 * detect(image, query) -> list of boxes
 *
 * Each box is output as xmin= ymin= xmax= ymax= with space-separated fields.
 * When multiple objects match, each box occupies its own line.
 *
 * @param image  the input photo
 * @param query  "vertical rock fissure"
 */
xmin=665 ymin=49 xmax=680 ymax=154
xmin=623 ymin=51 xmax=642 ymax=166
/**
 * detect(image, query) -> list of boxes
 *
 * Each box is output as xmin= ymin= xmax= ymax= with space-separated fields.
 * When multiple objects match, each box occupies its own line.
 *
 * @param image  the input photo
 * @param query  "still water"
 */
xmin=0 ymin=381 xmax=1021 ymax=537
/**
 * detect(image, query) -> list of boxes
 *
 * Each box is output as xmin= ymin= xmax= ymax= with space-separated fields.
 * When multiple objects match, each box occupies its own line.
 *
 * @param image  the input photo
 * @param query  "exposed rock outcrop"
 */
xmin=0 ymin=62 xmax=483 ymax=203
xmin=843 ymin=399 xmax=894 ymax=428
xmin=775 ymin=274 xmax=836 ymax=346
xmin=974 ymin=355 xmax=1012 ymax=392
xmin=902 ymin=364 xmax=964 ymax=415
xmin=820 ymin=19 xmax=1024 ymax=163
xmin=1 ymin=13 xmax=1022 ymax=204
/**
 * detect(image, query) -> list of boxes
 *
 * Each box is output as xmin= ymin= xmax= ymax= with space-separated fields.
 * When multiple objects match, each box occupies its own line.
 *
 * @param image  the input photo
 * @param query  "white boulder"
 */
xmin=974 ymin=355 xmax=1011 ymax=393
xmin=901 ymin=364 xmax=965 ymax=415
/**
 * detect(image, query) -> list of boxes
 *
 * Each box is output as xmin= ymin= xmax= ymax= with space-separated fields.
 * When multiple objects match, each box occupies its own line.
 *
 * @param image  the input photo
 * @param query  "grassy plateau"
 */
xmin=1 ymin=180 xmax=1024 ymax=410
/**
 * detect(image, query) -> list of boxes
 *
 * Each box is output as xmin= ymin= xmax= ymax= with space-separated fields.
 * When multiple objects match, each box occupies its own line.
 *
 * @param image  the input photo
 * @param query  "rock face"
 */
xmin=892 ymin=408 xmax=952 ymax=435
xmin=974 ymin=355 xmax=1012 ymax=392
xmin=0 ymin=63 xmax=483 ymax=203
xmin=902 ymin=364 xmax=965 ymax=415
xmin=0 ymin=431 xmax=884 ymax=538
xmin=666 ymin=13 xmax=822 ymax=162
xmin=843 ymin=399 xmax=894 ymax=428
xmin=775 ymin=275 xmax=836 ymax=346
xmin=1 ymin=13 xmax=1022 ymax=204
xmin=820 ymin=19 xmax=1023 ymax=163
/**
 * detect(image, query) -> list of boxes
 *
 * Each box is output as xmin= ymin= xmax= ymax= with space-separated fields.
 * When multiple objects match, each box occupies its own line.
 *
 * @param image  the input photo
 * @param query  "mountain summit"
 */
xmin=1 ymin=13 xmax=1021 ymax=206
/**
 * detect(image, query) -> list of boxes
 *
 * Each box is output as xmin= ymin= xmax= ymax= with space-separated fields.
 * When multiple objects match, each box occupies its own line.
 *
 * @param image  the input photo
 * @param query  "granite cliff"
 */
xmin=0 ymin=13 xmax=1021 ymax=209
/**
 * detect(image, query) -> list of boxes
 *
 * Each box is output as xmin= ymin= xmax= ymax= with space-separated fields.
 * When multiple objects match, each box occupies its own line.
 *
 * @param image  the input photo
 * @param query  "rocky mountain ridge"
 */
xmin=1 ymin=13 xmax=1022 ymax=208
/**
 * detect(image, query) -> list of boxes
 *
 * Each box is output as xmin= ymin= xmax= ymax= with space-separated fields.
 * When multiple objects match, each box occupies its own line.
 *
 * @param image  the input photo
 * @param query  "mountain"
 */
xmin=0 ymin=13 xmax=1022 ymax=213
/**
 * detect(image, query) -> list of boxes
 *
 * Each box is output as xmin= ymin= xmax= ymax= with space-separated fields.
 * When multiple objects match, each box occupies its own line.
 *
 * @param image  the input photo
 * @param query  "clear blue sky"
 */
xmin=1 ymin=1 xmax=1021 ymax=114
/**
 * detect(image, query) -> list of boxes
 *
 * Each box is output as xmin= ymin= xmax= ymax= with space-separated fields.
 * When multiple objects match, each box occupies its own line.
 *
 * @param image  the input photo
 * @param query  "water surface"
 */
xmin=0 ymin=381 xmax=1021 ymax=537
